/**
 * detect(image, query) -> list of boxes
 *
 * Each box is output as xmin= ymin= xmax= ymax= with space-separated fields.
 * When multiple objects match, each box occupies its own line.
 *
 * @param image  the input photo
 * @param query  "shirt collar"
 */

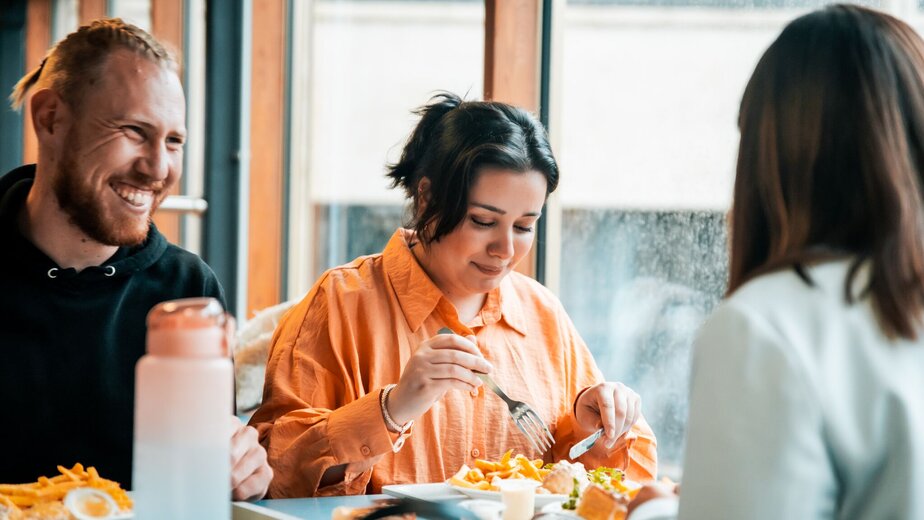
xmin=383 ymin=229 xmax=445 ymax=333
xmin=496 ymin=276 xmax=528 ymax=336
xmin=382 ymin=228 xmax=528 ymax=336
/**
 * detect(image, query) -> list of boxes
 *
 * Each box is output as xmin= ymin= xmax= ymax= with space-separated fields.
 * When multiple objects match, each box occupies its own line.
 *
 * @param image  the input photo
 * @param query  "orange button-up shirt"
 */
xmin=250 ymin=229 xmax=657 ymax=497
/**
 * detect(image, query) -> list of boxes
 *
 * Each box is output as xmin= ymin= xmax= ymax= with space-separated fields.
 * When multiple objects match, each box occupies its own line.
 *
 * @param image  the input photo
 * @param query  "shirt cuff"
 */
xmin=326 ymin=391 xmax=396 ymax=463
xmin=628 ymin=497 xmax=679 ymax=520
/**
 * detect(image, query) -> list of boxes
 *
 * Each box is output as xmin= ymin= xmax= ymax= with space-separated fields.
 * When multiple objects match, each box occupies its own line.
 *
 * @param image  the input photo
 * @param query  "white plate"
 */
xmin=540 ymin=502 xmax=580 ymax=516
xmin=382 ymin=482 xmax=468 ymax=502
xmin=449 ymin=485 xmax=568 ymax=508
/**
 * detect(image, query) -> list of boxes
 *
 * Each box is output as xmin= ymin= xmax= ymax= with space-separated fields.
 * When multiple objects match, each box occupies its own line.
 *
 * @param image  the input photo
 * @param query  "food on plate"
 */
xmin=586 ymin=466 xmax=641 ymax=498
xmin=449 ymin=450 xmax=551 ymax=492
xmin=448 ymin=450 xmax=639 ymax=495
xmin=0 ymin=464 xmax=131 ymax=520
xmin=559 ymin=464 xmax=640 ymax=517
xmin=448 ymin=451 xmax=642 ymax=520
xmin=63 ymin=488 xmax=120 ymax=519
xmin=541 ymin=461 xmax=588 ymax=495
xmin=1 ymin=501 xmax=69 ymax=520
xmin=574 ymin=484 xmax=628 ymax=520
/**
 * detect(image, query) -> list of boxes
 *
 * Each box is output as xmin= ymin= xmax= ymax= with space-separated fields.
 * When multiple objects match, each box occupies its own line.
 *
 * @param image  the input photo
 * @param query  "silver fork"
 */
xmin=437 ymin=328 xmax=555 ymax=454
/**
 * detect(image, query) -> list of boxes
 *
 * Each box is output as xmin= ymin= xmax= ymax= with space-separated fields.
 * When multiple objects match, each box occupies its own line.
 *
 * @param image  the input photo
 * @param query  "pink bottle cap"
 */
xmin=146 ymin=297 xmax=233 ymax=358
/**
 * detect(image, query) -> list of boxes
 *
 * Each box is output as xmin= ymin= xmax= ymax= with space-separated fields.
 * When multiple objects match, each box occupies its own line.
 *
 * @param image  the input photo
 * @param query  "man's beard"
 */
xmin=53 ymin=140 xmax=160 ymax=247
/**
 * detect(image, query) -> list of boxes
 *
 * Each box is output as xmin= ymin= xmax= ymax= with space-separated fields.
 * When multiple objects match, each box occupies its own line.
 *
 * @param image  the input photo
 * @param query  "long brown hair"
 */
xmin=729 ymin=4 xmax=924 ymax=339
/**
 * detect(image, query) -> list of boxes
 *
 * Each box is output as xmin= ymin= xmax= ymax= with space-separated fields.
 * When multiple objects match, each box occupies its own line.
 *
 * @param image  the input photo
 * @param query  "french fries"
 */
xmin=447 ymin=450 xmax=643 ymax=508
xmin=0 ymin=463 xmax=132 ymax=515
xmin=448 ymin=450 xmax=552 ymax=492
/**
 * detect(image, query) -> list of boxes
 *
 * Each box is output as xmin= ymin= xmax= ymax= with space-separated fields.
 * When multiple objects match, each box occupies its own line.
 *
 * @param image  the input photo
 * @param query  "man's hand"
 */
xmin=230 ymin=416 xmax=273 ymax=501
xmin=574 ymin=382 xmax=641 ymax=448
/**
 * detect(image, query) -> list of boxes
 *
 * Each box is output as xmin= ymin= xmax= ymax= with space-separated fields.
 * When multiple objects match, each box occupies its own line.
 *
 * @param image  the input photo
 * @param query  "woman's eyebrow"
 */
xmin=470 ymin=202 xmax=541 ymax=217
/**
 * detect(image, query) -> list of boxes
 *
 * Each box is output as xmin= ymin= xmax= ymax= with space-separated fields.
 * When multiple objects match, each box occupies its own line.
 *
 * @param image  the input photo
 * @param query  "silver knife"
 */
xmin=569 ymin=428 xmax=604 ymax=459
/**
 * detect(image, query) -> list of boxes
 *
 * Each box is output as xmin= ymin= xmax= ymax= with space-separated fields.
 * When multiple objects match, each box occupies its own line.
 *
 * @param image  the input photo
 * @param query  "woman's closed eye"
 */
xmin=471 ymin=216 xmax=494 ymax=228
xmin=470 ymin=216 xmax=533 ymax=233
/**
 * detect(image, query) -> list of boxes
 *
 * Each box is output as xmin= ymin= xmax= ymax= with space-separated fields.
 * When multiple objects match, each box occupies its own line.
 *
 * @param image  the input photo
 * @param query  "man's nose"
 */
xmin=137 ymin=142 xmax=170 ymax=181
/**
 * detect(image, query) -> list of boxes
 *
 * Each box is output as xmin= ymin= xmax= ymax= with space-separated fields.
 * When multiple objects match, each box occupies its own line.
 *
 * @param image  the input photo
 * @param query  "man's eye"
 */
xmin=123 ymin=126 xmax=145 ymax=138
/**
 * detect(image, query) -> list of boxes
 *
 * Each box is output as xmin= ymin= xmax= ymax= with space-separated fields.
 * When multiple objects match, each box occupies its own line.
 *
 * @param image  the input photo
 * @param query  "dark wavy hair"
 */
xmin=730 ymin=4 xmax=924 ymax=339
xmin=386 ymin=92 xmax=559 ymax=246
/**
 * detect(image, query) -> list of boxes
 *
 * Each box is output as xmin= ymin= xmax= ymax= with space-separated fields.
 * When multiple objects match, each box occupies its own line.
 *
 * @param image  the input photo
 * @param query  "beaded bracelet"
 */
xmin=380 ymin=384 xmax=413 ymax=434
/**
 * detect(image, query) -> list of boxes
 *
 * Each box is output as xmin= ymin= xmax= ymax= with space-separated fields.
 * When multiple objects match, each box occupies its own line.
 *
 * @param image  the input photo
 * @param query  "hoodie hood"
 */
xmin=0 ymin=164 xmax=168 ymax=283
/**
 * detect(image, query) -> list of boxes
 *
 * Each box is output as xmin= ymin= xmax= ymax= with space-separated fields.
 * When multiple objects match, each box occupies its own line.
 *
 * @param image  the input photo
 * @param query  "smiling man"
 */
xmin=0 ymin=19 xmax=272 ymax=500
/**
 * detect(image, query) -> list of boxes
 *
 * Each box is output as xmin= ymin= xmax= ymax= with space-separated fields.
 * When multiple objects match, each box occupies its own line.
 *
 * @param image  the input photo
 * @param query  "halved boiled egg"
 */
xmin=63 ymin=488 xmax=119 ymax=519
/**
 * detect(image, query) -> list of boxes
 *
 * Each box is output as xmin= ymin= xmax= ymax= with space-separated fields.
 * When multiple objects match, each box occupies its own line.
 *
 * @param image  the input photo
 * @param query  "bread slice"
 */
xmin=575 ymin=483 xmax=628 ymax=520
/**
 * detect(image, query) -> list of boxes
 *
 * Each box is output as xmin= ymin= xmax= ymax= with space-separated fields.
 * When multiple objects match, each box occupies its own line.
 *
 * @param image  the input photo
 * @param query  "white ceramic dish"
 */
xmin=450 ymin=485 xmax=568 ymax=508
xmin=539 ymin=502 xmax=580 ymax=516
xmin=381 ymin=482 xmax=468 ymax=502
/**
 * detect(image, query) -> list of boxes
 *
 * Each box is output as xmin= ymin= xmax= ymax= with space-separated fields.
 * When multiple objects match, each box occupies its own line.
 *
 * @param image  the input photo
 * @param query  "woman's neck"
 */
xmin=409 ymin=239 xmax=486 ymax=324
xmin=452 ymin=293 xmax=487 ymax=325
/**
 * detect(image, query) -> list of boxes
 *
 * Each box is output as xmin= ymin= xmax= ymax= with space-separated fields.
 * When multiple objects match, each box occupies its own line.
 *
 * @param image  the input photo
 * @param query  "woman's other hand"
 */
xmin=575 ymin=382 xmax=642 ymax=448
xmin=387 ymin=333 xmax=493 ymax=425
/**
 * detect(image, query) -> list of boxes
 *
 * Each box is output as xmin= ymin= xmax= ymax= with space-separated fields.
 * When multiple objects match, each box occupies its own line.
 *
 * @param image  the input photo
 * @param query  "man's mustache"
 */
xmin=111 ymin=175 xmax=168 ymax=194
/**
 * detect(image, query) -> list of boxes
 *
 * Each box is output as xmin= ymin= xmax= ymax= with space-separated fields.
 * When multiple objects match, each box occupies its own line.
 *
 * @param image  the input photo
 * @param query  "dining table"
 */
xmin=235 ymin=492 xmax=491 ymax=520
xmin=246 ymin=494 xmax=392 ymax=519
xmin=231 ymin=481 xmax=566 ymax=519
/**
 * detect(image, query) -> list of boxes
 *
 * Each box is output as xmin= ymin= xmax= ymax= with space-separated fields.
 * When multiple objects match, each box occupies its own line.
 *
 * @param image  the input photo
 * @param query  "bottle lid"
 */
xmin=146 ymin=297 xmax=232 ymax=358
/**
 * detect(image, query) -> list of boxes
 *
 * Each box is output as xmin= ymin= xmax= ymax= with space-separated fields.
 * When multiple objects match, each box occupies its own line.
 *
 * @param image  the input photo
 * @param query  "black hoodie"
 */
xmin=0 ymin=165 xmax=225 ymax=487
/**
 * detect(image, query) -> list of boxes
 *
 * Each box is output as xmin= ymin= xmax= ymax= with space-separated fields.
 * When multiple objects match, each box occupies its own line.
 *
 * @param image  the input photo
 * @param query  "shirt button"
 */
xmin=361 ymin=445 xmax=371 ymax=456
xmin=470 ymin=389 xmax=478 ymax=397
xmin=471 ymin=448 xmax=480 ymax=458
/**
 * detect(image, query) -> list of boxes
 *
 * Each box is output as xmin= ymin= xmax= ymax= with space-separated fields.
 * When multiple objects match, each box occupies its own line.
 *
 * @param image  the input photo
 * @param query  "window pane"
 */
xmin=569 ymin=0 xmax=878 ymax=7
xmin=288 ymin=0 xmax=484 ymax=292
xmin=559 ymin=209 xmax=726 ymax=470
xmin=553 ymin=0 xmax=910 ymax=476
xmin=109 ymin=0 xmax=152 ymax=31
xmin=51 ymin=0 xmax=78 ymax=42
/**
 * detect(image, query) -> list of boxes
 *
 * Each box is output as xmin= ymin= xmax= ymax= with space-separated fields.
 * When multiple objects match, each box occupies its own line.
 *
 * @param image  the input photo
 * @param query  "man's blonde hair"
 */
xmin=9 ymin=18 xmax=177 ymax=112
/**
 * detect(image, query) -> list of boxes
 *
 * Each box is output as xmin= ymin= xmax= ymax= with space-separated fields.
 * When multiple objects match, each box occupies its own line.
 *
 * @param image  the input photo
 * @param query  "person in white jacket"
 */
xmin=629 ymin=4 xmax=924 ymax=519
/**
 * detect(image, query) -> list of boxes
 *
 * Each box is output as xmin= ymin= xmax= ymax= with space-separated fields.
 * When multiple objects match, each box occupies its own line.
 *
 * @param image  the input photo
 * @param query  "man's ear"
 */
xmin=30 ymin=89 xmax=68 ymax=142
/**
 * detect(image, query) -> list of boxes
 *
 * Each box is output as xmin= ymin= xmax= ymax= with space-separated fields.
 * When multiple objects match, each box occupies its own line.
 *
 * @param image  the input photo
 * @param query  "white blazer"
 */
xmin=657 ymin=259 xmax=924 ymax=519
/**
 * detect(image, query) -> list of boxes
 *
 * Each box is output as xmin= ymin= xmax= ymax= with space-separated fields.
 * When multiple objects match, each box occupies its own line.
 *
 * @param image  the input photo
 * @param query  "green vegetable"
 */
xmin=561 ymin=477 xmax=580 ymax=510
xmin=586 ymin=466 xmax=625 ymax=492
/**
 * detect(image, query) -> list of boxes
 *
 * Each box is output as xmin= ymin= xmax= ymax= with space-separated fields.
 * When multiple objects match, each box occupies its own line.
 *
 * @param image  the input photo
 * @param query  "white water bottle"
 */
xmin=133 ymin=297 xmax=233 ymax=519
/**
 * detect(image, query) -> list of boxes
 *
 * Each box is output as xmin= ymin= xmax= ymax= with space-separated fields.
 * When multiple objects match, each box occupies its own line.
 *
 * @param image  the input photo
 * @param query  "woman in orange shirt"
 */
xmin=250 ymin=93 xmax=657 ymax=497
